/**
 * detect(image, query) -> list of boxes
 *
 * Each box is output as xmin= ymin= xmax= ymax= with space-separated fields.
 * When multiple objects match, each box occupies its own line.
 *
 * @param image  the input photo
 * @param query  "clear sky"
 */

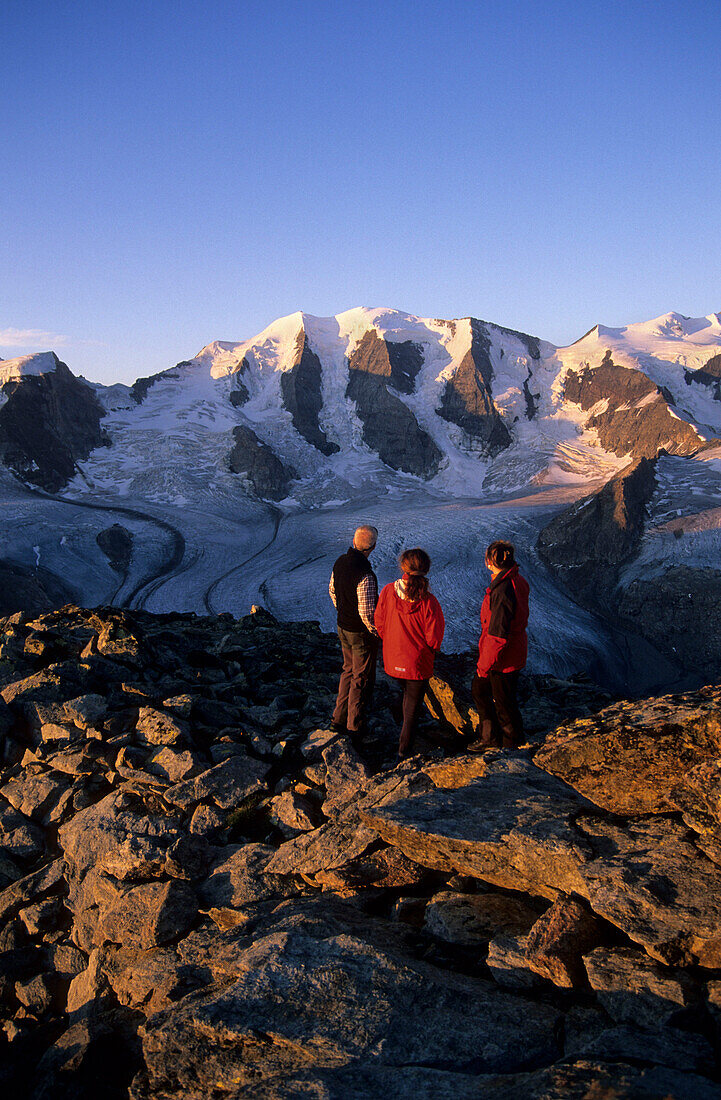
xmin=2 ymin=0 xmax=720 ymax=384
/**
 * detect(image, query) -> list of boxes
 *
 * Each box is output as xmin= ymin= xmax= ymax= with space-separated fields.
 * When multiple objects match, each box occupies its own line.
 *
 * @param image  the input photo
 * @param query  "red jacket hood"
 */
xmin=392 ymin=581 xmax=425 ymax=614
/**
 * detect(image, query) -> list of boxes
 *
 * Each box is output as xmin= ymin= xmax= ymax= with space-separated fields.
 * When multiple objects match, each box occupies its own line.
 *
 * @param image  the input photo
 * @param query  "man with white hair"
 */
xmin=329 ymin=525 xmax=379 ymax=737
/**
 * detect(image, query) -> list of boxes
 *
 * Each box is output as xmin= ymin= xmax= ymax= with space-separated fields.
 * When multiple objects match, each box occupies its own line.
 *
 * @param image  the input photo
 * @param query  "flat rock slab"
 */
xmin=363 ymin=758 xmax=721 ymax=967
xmin=574 ymin=815 xmax=721 ymax=967
xmin=164 ymin=753 xmax=269 ymax=810
xmin=321 ymin=736 xmax=371 ymax=819
xmin=583 ymin=946 xmax=690 ymax=1027
xmin=0 ymin=858 xmax=65 ymax=922
xmin=361 ymin=756 xmax=594 ymax=898
xmin=579 ymin=1024 xmax=715 ymax=1077
xmin=265 ymin=819 xmax=378 ymax=877
xmin=535 ymin=685 xmax=721 ymax=818
xmin=424 ymin=890 xmax=541 ymax=946
xmin=131 ymin=924 xmax=561 ymax=1095
xmin=198 ymin=843 xmax=303 ymax=908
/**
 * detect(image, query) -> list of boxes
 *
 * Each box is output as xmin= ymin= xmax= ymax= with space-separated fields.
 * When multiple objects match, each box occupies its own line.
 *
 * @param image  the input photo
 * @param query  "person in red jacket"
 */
xmin=468 ymin=540 xmax=529 ymax=753
xmin=374 ymin=548 xmax=445 ymax=760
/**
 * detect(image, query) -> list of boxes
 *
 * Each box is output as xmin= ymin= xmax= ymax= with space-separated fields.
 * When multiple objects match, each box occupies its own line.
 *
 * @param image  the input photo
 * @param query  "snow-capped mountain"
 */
xmin=2 ymin=307 xmax=721 ymax=692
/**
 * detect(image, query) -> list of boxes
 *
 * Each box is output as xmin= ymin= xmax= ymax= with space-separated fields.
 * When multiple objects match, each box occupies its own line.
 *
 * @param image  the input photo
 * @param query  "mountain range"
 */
xmin=2 ymin=306 xmax=720 ymax=691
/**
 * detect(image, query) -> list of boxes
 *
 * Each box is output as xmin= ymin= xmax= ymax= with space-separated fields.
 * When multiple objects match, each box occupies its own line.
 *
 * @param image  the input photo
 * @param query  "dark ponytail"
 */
xmin=399 ymin=548 xmax=431 ymax=601
xmin=486 ymin=540 xmax=515 ymax=571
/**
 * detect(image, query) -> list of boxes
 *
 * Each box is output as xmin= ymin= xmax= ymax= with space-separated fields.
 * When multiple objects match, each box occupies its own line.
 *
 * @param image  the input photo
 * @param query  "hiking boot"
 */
xmin=467 ymin=738 xmax=502 ymax=754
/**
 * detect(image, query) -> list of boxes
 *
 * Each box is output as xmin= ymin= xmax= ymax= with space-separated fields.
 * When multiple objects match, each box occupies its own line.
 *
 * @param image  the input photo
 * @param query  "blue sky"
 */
xmin=2 ymin=0 xmax=720 ymax=384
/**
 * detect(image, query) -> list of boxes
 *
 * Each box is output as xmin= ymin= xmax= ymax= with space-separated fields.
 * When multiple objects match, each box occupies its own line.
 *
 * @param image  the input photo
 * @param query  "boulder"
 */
xmin=146 ymin=746 xmax=203 ymax=783
xmin=313 ymin=846 xmax=431 ymax=893
xmin=0 ymin=859 xmax=65 ymax=923
xmin=574 ymin=814 xmax=721 ymax=967
xmin=18 ymin=896 xmax=68 ymax=937
xmin=266 ymin=820 xmax=379 ymax=877
xmin=321 ymin=736 xmax=371 ymax=819
xmin=135 ymin=707 xmax=188 ymax=747
xmin=0 ymin=799 xmax=45 ymax=860
xmin=66 ymin=948 xmax=110 ymax=1014
xmin=424 ymin=890 xmax=541 ymax=947
xmin=101 ymin=942 xmax=210 ymax=1015
xmin=534 ymin=685 xmax=721 ymax=817
xmin=516 ymin=895 xmax=604 ymax=988
xmin=361 ymin=755 xmax=593 ymax=897
xmin=188 ymin=803 xmax=225 ymax=837
xmin=59 ymin=792 xmax=182 ymax=882
xmin=164 ymin=753 xmax=269 ymax=811
xmin=62 ymin=694 xmax=108 ymax=731
xmin=269 ymin=789 xmax=318 ymax=834
xmin=131 ymin=921 xmax=561 ymax=1095
xmin=96 ymin=880 xmax=197 ymax=950
xmin=487 ymin=934 xmax=547 ymax=991
xmin=32 ymin=1012 xmax=141 ymax=1100
xmin=583 ymin=946 xmax=690 ymax=1027
xmin=15 ymin=971 xmax=56 ymax=1015
xmin=1 ymin=768 xmax=72 ymax=824
xmin=198 ymin=843 xmax=302 ymax=908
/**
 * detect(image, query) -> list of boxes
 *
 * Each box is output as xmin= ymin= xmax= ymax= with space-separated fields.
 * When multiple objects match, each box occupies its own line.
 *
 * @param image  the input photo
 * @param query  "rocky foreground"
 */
xmin=0 ymin=608 xmax=720 ymax=1098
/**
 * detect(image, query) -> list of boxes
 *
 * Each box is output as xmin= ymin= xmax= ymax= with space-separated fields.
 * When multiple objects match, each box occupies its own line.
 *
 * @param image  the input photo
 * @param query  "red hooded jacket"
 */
xmin=374 ymin=582 xmax=445 ymax=680
xmin=477 ymin=564 xmax=529 ymax=676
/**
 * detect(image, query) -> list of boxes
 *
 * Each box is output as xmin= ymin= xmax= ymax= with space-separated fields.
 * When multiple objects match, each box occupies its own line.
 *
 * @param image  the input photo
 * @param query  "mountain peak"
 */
xmin=0 ymin=350 xmax=59 ymax=384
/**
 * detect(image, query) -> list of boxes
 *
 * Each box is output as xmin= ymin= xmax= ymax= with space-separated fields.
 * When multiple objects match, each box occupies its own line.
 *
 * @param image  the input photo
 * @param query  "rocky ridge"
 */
xmin=0 ymin=607 xmax=720 ymax=1097
xmin=0 ymin=355 xmax=109 ymax=493
xmin=537 ymin=455 xmax=721 ymax=683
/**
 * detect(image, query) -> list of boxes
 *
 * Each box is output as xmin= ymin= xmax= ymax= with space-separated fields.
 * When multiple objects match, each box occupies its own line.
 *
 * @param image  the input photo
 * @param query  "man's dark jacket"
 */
xmin=333 ymin=547 xmax=376 ymax=633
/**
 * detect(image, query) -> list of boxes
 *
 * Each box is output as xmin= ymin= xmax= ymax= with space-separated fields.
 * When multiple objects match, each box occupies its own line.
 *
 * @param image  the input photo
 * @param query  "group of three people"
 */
xmin=329 ymin=525 xmax=529 ymax=759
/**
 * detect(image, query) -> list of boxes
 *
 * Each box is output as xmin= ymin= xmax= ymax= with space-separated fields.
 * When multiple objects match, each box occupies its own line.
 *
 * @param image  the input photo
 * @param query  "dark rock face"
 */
xmin=622 ymin=566 xmax=721 ymax=682
xmin=438 ymin=319 xmax=512 ymax=452
xmin=347 ymin=330 xmax=442 ymax=477
xmin=228 ymin=424 xmax=295 ymax=500
xmin=538 ymin=461 xmax=721 ymax=684
xmin=0 ymin=357 xmax=110 ymax=491
xmin=386 ymin=340 xmax=425 ymax=393
xmin=537 ymin=456 xmax=657 ymax=608
xmin=130 ymin=364 xmax=185 ymax=405
xmin=96 ymin=526 xmax=134 ymax=574
xmin=0 ymin=562 xmax=74 ymax=617
xmin=564 ymin=351 xmax=701 ymax=458
xmin=227 ymin=356 xmax=251 ymax=407
xmin=280 ymin=333 xmax=339 ymax=455
xmin=685 ymin=353 xmax=721 ymax=400
xmin=2 ymin=605 xmax=721 ymax=1097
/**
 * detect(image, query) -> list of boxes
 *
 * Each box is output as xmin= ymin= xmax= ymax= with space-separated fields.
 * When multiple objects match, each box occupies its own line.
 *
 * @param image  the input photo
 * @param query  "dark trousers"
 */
xmin=391 ymin=677 xmax=428 ymax=756
xmin=333 ymin=628 xmax=378 ymax=733
xmin=471 ymin=671 xmax=523 ymax=748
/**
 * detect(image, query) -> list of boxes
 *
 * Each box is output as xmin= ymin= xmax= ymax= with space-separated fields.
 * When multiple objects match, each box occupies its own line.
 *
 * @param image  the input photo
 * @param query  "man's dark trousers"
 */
xmin=333 ymin=628 xmax=378 ymax=733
